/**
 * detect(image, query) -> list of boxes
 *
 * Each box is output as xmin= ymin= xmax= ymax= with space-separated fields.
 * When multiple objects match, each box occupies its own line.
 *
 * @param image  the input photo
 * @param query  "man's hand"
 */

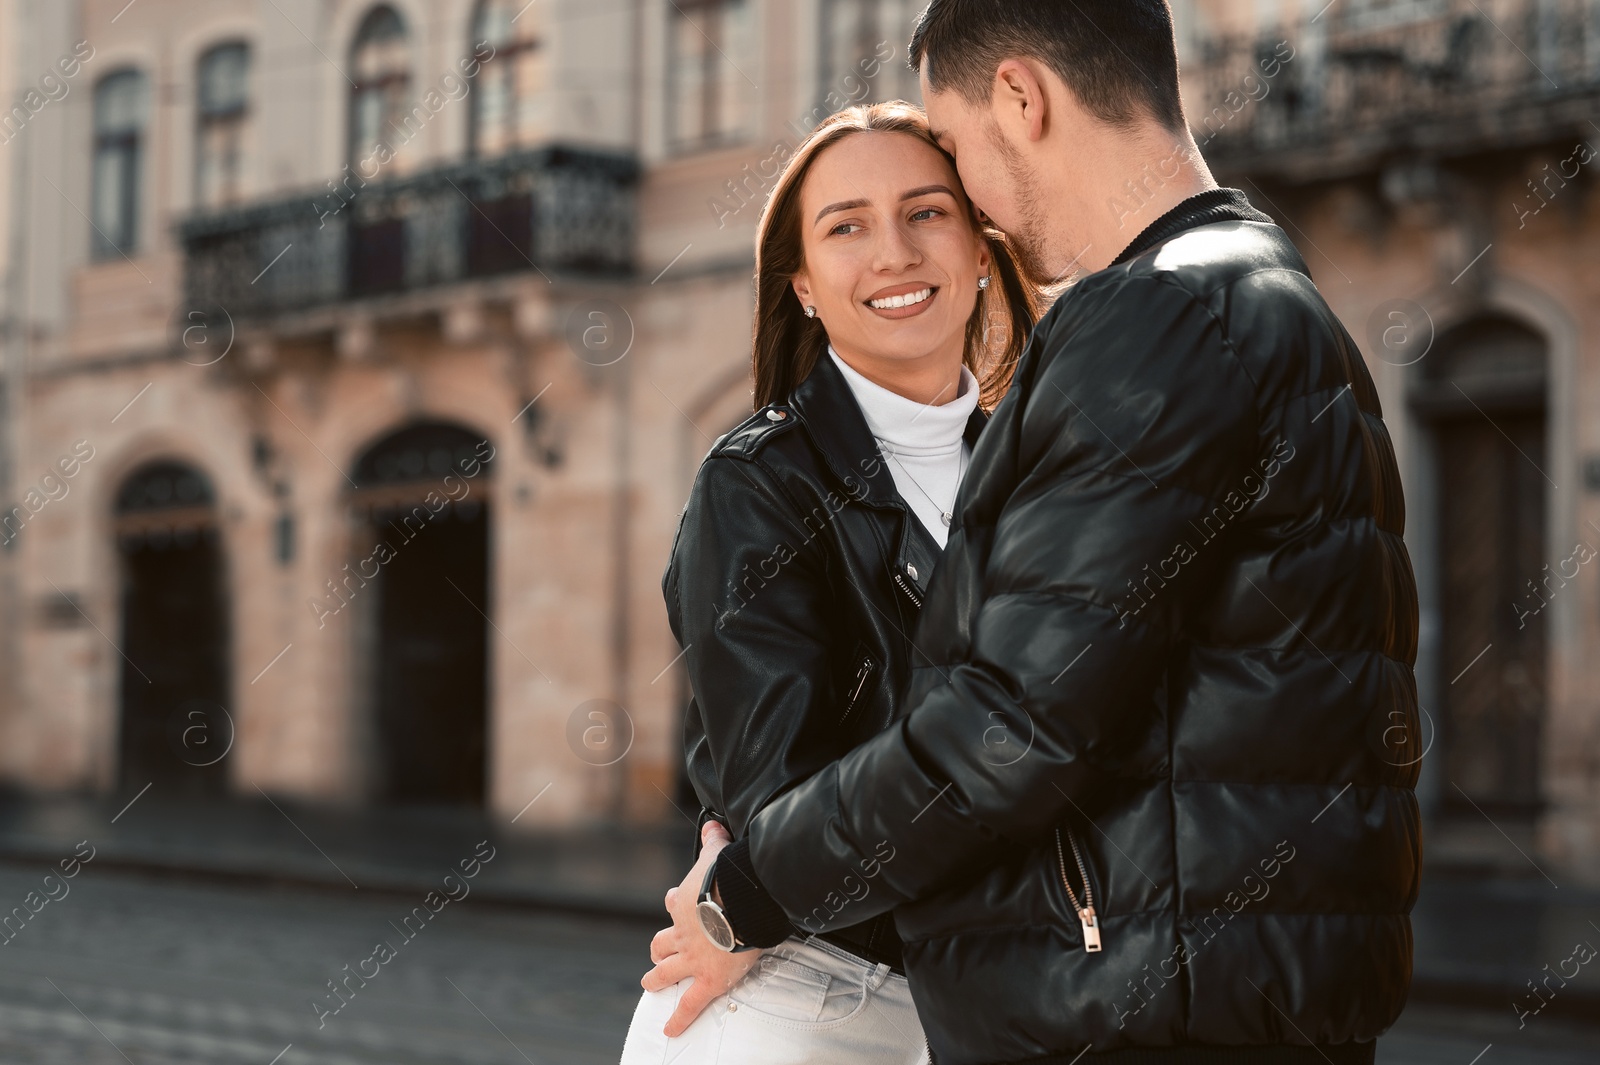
xmin=640 ymin=820 xmax=765 ymax=1037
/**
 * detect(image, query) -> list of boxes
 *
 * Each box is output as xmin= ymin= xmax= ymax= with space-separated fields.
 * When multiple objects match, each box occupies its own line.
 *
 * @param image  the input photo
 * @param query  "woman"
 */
xmin=619 ymin=102 xmax=1039 ymax=1065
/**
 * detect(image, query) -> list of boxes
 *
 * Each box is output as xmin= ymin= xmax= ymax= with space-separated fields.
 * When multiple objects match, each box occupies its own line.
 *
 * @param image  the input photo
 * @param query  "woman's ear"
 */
xmin=790 ymin=274 xmax=813 ymax=310
xmin=976 ymin=238 xmax=994 ymax=279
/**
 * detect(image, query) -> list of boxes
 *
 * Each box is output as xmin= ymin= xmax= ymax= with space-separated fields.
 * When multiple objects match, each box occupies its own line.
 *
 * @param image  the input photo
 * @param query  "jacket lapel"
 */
xmin=788 ymin=351 xmax=904 ymax=509
xmin=788 ymin=353 xmax=990 ymax=597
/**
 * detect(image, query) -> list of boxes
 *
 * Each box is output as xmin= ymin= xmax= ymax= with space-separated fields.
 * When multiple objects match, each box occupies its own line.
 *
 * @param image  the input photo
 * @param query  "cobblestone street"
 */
xmin=0 ymin=861 xmax=650 ymax=1064
xmin=0 ymin=860 xmax=1592 ymax=1065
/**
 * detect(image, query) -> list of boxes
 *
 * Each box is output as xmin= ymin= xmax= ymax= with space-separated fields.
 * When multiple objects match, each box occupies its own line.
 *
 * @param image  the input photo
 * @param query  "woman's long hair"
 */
xmin=751 ymin=101 xmax=1041 ymax=412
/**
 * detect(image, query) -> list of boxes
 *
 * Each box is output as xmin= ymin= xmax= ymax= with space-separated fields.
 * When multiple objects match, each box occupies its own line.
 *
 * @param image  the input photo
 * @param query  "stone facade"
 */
xmin=0 ymin=0 xmax=789 ymax=827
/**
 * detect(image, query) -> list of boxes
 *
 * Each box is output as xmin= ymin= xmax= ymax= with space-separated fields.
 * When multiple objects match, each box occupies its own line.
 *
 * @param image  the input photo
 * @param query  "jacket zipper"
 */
xmin=891 ymin=569 xmax=924 ymax=610
xmin=1054 ymin=827 xmax=1103 ymax=953
xmin=839 ymin=654 xmax=874 ymax=724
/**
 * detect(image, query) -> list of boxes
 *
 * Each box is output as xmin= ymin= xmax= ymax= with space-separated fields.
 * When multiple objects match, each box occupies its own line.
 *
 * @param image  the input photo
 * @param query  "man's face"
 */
xmin=921 ymin=73 xmax=1013 ymax=232
xmin=921 ymin=71 xmax=1058 ymax=286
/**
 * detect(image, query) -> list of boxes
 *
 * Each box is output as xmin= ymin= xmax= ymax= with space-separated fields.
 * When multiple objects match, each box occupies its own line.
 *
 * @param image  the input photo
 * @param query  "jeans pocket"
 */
xmin=728 ymin=951 xmax=833 ymax=1023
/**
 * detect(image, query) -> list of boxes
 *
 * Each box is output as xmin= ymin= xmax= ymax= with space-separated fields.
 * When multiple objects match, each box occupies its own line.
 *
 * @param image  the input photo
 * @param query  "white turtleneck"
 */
xmin=828 ymin=345 xmax=978 ymax=548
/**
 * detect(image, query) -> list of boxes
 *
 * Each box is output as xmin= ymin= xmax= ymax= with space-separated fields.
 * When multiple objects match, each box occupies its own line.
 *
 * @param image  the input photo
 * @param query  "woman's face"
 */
xmin=791 ymin=131 xmax=990 ymax=375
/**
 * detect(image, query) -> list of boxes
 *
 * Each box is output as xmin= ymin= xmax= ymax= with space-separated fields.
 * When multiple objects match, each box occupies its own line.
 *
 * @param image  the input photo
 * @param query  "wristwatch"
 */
xmin=695 ymin=860 xmax=755 ymax=952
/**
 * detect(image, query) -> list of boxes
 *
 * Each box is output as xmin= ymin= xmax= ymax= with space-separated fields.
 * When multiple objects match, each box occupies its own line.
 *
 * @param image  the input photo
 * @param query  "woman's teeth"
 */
xmin=869 ymin=288 xmax=933 ymax=310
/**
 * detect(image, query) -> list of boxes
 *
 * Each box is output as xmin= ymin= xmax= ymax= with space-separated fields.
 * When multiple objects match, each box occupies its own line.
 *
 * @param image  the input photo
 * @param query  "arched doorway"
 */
xmin=350 ymin=422 xmax=494 ymax=806
xmin=114 ymin=460 xmax=231 ymax=796
xmin=1411 ymin=315 xmax=1549 ymax=823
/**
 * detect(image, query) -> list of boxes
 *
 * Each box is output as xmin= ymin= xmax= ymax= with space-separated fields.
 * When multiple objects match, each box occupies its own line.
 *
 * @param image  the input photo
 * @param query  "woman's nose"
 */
xmin=871 ymin=223 xmax=922 ymax=273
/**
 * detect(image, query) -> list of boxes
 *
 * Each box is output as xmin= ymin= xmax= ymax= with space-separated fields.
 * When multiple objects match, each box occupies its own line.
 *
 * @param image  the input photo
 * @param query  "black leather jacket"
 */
xmin=663 ymin=349 xmax=987 ymax=969
xmin=723 ymin=192 xmax=1421 ymax=1065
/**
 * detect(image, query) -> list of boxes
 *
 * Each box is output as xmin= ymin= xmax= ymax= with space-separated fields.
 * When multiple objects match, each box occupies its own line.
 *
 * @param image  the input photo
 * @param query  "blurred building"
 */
xmin=0 ymin=0 xmax=769 ymax=826
xmin=1188 ymin=0 xmax=1600 ymax=881
xmin=0 ymin=0 xmax=1595 ymax=880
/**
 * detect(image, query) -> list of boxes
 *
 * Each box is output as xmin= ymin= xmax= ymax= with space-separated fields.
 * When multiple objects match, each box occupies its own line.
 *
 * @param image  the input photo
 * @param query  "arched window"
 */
xmin=469 ymin=0 xmax=544 ymax=156
xmin=1417 ymin=314 xmax=1548 ymax=402
xmin=92 ymin=69 xmax=148 ymax=258
xmin=115 ymin=460 xmax=217 ymax=521
xmin=195 ymin=42 xmax=251 ymax=209
xmin=352 ymin=422 xmax=494 ymax=497
xmin=349 ymin=5 xmax=411 ymax=172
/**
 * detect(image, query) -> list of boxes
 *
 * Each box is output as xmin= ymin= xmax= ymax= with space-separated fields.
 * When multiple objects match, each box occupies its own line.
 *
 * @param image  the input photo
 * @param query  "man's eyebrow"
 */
xmin=814 ymin=185 xmax=958 ymax=225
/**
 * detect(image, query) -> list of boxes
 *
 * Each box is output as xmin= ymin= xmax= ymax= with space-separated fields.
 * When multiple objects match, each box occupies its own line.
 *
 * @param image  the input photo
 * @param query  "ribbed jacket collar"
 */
xmin=1110 ymin=187 xmax=1273 ymax=267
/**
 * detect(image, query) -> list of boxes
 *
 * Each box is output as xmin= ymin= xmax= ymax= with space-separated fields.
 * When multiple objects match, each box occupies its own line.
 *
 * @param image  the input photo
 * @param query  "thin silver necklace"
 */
xmin=876 ymin=440 xmax=969 ymax=528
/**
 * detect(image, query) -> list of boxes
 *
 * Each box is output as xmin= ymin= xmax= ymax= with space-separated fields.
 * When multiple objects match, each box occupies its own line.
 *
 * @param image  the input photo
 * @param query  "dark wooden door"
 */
xmin=118 ymin=525 xmax=231 ymax=796
xmin=370 ymin=500 xmax=490 ymax=805
xmin=1435 ymin=410 xmax=1546 ymax=817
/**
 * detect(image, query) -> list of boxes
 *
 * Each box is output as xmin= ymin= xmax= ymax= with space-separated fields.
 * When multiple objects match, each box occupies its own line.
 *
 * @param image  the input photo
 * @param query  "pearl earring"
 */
xmin=804 ymin=305 xmax=817 ymax=318
xmin=978 ymin=276 xmax=992 ymax=290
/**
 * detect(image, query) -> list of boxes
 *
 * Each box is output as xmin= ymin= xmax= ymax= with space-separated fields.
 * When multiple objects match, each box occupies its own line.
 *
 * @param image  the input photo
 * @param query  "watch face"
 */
xmin=696 ymin=900 xmax=737 ymax=952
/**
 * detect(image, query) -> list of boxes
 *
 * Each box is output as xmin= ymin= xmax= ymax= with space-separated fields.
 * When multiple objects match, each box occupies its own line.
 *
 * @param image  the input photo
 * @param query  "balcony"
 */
xmin=1189 ymin=0 xmax=1600 ymax=183
xmin=178 ymin=146 xmax=639 ymax=324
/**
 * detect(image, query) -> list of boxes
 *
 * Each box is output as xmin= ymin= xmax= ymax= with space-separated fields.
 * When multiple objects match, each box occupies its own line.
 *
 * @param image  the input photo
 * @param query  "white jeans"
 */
xmin=619 ymin=934 xmax=930 ymax=1065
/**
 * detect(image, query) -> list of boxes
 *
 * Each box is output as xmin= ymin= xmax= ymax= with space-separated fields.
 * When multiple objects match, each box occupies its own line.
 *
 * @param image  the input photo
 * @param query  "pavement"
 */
xmin=0 ymin=791 xmax=1595 ymax=1025
xmin=0 ymin=791 xmax=687 ymax=919
xmin=1406 ymin=868 xmax=1600 ymax=1023
xmin=0 ymin=857 xmax=1591 ymax=1065
xmin=0 ymin=859 xmax=653 ymax=1064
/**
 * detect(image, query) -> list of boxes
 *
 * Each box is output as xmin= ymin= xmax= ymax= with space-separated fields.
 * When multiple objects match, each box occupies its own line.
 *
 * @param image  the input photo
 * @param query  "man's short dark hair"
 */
xmin=909 ymin=0 xmax=1186 ymax=131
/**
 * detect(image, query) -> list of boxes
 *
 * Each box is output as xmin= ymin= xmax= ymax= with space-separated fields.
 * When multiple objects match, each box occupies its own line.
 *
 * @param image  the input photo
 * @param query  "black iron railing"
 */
xmin=1189 ymin=0 xmax=1600 ymax=176
xmin=178 ymin=146 xmax=639 ymax=320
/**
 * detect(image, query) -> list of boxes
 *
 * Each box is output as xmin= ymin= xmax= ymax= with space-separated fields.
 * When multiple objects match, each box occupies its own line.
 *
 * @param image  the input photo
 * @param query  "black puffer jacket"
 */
xmin=665 ymin=349 xmax=987 ymax=970
xmin=725 ymin=191 xmax=1421 ymax=1065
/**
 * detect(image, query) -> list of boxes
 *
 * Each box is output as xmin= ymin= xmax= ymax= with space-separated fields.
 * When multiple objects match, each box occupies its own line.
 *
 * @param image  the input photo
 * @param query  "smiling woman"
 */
xmin=750 ymin=101 xmax=1036 ymax=412
xmin=619 ymin=101 xmax=1040 ymax=1065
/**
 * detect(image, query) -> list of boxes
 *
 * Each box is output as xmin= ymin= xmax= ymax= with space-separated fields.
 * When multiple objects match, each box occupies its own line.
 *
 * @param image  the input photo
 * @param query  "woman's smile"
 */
xmin=865 ymin=283 xmax=939 ymax=319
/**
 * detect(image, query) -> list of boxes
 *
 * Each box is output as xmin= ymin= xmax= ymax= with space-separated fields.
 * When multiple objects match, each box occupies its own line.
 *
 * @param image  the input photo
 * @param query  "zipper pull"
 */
xmin=840 ymin=656 xmax=873 ymax=723
xmin=1056 ymin=827 xmax=1104 ymax=955
xmin=1079 ymin=906 xmax=1102 ymax=953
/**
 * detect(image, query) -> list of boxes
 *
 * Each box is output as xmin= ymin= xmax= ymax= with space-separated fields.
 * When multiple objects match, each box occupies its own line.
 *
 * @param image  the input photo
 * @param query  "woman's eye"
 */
xmin=910 ymin=207 xmax=942 ymax=222
xmin=829 ymin=222 xmax=860 ymax=237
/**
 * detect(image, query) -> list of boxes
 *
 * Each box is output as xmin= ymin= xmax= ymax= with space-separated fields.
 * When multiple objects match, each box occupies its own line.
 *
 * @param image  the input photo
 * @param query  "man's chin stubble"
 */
xmin=985 ymin=121 xmax=1070 ymax=287
xmin=1029 ymin=226 xmax=1103 ymax=286
xmin=1012 ymin=229 xmax=1068 ymax=287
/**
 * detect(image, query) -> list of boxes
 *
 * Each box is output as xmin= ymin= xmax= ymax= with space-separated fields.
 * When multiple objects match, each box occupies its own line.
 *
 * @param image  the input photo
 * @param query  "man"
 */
xmin=646 ymin=2 xmax=1421 ymax=1062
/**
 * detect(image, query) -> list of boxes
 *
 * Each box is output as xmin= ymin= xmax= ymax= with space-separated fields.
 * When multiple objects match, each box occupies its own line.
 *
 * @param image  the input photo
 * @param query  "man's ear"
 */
xmin=994 ymin=58 xmax=1048 ymax=143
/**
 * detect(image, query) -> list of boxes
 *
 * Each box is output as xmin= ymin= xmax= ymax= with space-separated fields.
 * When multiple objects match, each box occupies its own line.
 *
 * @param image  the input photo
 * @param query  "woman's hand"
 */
xmin=641 ymin=820 xmax=765 ymax=1037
